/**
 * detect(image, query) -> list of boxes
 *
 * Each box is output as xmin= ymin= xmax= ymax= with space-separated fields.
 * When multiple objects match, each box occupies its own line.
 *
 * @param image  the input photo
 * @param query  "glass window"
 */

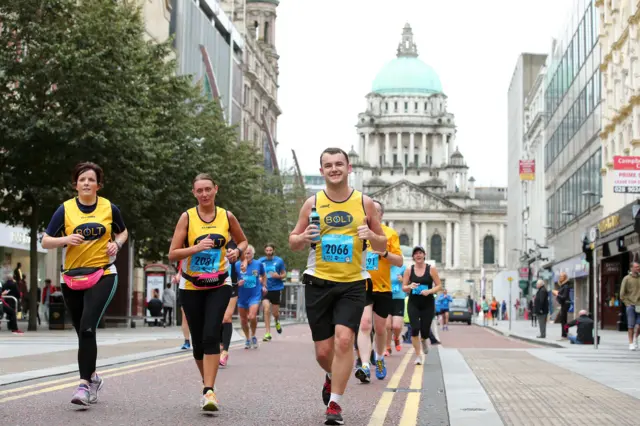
xmin=483 ymin=236 xmax=495 ymax=264
xmin=431 ymin=235 xmax=442 ymax=263
xmin=593 ymin=3 xmax=599 ymax=46
xmin=586 ymin=5 xmax=593 ymax=51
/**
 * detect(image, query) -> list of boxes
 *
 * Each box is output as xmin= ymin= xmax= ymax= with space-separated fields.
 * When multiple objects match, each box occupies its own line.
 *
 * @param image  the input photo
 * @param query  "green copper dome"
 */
xmin=372 ymin=24 xmax=443 ymax=95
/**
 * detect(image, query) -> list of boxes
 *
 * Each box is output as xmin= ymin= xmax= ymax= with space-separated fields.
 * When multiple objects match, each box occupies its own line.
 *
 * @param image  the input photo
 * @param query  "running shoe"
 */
xmin=322 ymin=374 xmax=331 ymax=405
xmin=181 ymin=341 xmax=191 ymax=350
xmin=263 ymin=333 xmax=272 ymax=342
xmin=395 ymin=337 xmax=402 ymax=352
xmin=71 ymin=384 xmax=91 ymax=406
xmin=325 ymin=401 xmax=344 ymax=425
xmin=251 ymin=336 xmax=259 ymax=349
xmin=219 ymin=351 xmax=229 ymax=367
xmin=375 ymin=358 xmax=387 ymax=380
xmin=89 ymin=374 xmax=104 ymax=404
xmin=201 ymin=390 xmax=219 ymax=412
xmin=421 ymin=339 xmax=429 ymax=355
xmin=355 ymin=364 xmax=371 ymax=383
xmin=275 ymin=320 xmax=282 ymax=334
xmin=244 ymin=339 xmax=251 ymax=349
xmin=414 ymin=355 xmax=424 ymax=365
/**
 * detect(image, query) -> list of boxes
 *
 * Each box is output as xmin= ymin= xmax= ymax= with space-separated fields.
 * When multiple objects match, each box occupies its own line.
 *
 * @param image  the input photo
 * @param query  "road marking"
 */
xmin=367 ymin=348 xmax=414 ymax=426
xmin=398 ymin=354 xmax=423 ymax=426
xmin=0 ymin=356 xmax=191 ymax=403
xmin=0 ymin=354 xmax=191 ymax=400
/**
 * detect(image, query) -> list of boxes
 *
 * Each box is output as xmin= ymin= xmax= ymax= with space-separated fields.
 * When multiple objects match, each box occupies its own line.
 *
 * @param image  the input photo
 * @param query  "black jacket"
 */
xmin=534 ymin=287 xmax=549 ymax=315
xmin=567 ymin=315 xmax=594 ymax=343
xmin=556 ymin=282 xmax=571 ymax=307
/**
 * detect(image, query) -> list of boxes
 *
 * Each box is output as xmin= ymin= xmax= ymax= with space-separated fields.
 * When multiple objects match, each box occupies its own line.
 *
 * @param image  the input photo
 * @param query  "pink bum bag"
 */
xmin=181 ymin=270 xmax=228 ymax=289
xmin=62 ymin=265 xmax=111 ymax=291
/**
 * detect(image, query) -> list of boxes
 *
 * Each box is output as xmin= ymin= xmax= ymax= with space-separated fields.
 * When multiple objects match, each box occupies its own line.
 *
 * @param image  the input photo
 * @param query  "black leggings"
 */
xmin=408 ymin=296 xmax=435 ymax=339
xmin=62 ymin=274 xmax=118 ymax=381
xmin=180 ymin=286 xmax=231 ymax=360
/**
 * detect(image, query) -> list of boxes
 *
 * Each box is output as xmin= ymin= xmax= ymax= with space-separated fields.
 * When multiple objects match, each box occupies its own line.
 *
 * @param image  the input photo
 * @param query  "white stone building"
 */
xmin=220 ymin=0 xmax=282 ymax=172
xmin=352 ymin=24 xmax=508 ymax=297
xmin=598 ymin=0 xmax=640 ymax=215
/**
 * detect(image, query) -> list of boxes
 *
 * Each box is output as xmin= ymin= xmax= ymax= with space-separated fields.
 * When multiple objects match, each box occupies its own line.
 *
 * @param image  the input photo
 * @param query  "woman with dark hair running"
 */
xmin=402 ymin=246 xmax=442 ymax=365
xmin=168 ymin=173 xmax=248 ymax=412
xmin=41 ymin=162 xmax=128 ymax=406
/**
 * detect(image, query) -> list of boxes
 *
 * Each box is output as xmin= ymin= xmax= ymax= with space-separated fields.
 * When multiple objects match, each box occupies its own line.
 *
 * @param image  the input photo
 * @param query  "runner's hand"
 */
xmin=300 ymin=224 xmax=320 ymax=244
xmin=357 ymin=217 xmax=375 ymax=240
xmin=410 ymin=283 xmax=419 ymax=289
xmin=196 ymin=236 xmax=215 ymax=252
xmin=420 ymin=289 xmax=431 ymax=297
xmin=269 ymin=271 xmax=278 ymax=278
xmin=226 ymin=248 xmax=240 ymax=262
xmin=238 ymin=279 xmax=245 ymax=287
xmin=262 ymin=286 xmax=267 ymax=295
xmin=106 ymin=242 xmax=119 ymax=257
xmin=65 ymin=234 xmax=84 ymax=246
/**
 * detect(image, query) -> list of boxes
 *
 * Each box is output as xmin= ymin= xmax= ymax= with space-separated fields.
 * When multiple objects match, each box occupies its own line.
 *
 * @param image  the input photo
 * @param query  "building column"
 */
xmin=389 ymin=221 xmax=395 ymax=230
xmin=385 ymin=133 xmax=391 ymax=166
xmin=445 ymin=221 xmax=452 ymax=269
xmin=475 ymin=223 xmax=480 ymax=267
xmin=499 ymin=224 xmax=505 ymax=267
xmin=413 ymin=221 xmax=420 ymax=247
xmin=420 ymin=133 xmax=427 ymax=166
xmin=374 ymin=133 xmax=380 ymax=167
xmin=409 ymin=132 xmax=415 ymax=166
xmin=420 ymin=221 xmax=427 ymax=251
xmin=397 ymin=132 xmax=403 ymax=167
xmin=454 ymin=222 xmax=460 ymax=269
xmin=363 ymin=132 xmax=369 ymax=164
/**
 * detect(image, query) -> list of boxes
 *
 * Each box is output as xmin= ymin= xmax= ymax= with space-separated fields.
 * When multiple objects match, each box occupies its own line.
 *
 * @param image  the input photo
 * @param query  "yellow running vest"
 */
xmin=367 ymin=224 xmax=402 ymax=292
xmin=304 ymin=190 xmax=368 ymax=283
xmin=62 ymin=196 xmax=115 ymax=275
xmin=180 ymin=206 xmax=230 ymax=290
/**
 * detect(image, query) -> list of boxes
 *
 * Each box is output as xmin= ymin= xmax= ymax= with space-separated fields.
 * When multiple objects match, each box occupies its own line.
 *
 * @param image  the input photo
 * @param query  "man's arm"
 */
xmin=620 ymin=276 xmax=629 ymax=306
xmin=289 ymin=197 xmax=317 ymax=251
xmin=360 ymin=196 xmax=386 ymax=252
xmin=384 ymin=231 xmax=403 ymax=267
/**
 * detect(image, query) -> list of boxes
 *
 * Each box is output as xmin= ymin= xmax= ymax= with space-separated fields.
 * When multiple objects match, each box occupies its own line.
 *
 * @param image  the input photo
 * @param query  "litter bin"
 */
xmin=49 ymin=293 xmax=73 ymax=330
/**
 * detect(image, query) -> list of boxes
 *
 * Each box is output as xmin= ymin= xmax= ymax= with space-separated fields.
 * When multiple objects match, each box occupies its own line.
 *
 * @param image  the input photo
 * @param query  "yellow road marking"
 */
xmin=0 ymin=354 xmax=191 ymax=402
xmin=367 ymin=348 xmax=414 ymax=426
xmin=398 ymin=354 xmax=423 ymax=426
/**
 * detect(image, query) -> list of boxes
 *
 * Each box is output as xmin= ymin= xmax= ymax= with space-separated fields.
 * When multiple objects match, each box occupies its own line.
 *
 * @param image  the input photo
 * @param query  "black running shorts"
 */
xmin=365 ymin=283 xmax=392 ymax=319
xmin=303 ymin=274 xmax=366 ymax=342
xmin=263 ymin=290 xmax=281 ymax=305
xmin=391 ymin=299 xmax=405 ymax=317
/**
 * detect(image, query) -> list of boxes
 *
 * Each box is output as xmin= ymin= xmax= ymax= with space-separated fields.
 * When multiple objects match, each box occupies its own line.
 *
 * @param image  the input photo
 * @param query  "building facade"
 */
xmin=220 ymin=0 xmax=281 ymax=172
xmin=544 ymin=0 xmax=602 ymax=316
xmin=593 ymin=0 xmax=640 ymax=331
xmin=131 ymin=0 xmax=172 ymax=43
xmin=506 ymin=53 xmax=548 ymax=271
xmin=353 ymin=24 xmax=508 ymax=297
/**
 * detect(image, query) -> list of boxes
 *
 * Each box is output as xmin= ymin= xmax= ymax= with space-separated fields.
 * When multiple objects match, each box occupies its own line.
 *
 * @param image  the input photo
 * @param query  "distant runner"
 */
xmin=258 ymin=243 xmax=286 ymax=341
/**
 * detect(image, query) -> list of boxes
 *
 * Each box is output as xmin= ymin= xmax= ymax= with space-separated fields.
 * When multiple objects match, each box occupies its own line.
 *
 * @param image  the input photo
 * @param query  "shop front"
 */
xmin=595 ymin=200 xmax=640 ymax=331
xmin=0 ymin=223 xmax=47 ymax=285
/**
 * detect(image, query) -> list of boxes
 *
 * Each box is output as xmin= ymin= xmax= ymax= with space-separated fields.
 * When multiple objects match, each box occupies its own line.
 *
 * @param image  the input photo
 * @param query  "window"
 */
xmin=431 ymin=235 xmax=442 ymax=263
xmin=414 ymin=102 xmax=418 ymax=111
xmin=399 ymin=233 xmax=410 ymax=246
xmin=483 ymin=236 xmax=495 ymax=264
xmin=264 ymin=21 xmax=270 ymax=43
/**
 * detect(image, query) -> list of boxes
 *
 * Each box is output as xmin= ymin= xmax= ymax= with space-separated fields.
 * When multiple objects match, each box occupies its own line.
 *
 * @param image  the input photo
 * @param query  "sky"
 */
xmin=274 ymin=0 xmax=572 ymax=187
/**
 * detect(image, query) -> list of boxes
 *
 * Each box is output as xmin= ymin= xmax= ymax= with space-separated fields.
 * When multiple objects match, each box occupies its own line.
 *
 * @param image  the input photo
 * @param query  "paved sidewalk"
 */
xmin=477 ymin=317 xmax=630 ymax=349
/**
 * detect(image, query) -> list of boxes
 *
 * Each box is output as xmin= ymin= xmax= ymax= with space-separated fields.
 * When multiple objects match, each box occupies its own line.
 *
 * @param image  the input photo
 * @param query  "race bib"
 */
xmin=190 ymin=249 xmax=221 ymax=273
xmin=366 ymin=252 xmax=379 ymax=271
xmin=412 ymin=284 xmax=429 ymax=295
xmin=321 ymin=235 xmax=354 ymax=263
xmin=265 ymin=264 xmax=277 ymax=275
xmin=243 ymin=274 xmax=257 ymax=289
xmin=392 ymin=282 xmax=401 ymax=294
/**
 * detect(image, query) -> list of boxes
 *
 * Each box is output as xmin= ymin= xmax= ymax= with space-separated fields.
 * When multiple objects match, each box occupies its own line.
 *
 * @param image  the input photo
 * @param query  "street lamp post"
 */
xmin=507 ymin=276 xmax=513 ymax=331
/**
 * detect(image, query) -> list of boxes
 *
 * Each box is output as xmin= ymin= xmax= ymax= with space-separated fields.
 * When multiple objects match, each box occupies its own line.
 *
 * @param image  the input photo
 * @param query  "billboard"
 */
xmin=519 ymin=159 xmax=535 ymax=180
xmin=613 ymin=156 xmax=640 ymax=193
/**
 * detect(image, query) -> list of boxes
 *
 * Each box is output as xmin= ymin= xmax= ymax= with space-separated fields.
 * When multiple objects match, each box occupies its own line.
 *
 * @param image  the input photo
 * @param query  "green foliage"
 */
xmin=0 ymin=0 xmax=305 ymax=276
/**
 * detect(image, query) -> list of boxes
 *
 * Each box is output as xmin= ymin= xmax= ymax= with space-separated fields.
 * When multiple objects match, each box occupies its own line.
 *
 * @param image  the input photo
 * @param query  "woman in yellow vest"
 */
xmin=42 ymin=162 xmax=128 ymax=407
xmin=168 ymin=173 xmax=248 ymax=413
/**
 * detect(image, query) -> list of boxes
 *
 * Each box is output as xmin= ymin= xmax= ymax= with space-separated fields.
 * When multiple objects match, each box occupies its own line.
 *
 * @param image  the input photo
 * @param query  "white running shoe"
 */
xmin=201 ymin=390 xmax=219 ymax=412
xmin=421 ymin=339 xmax=429 ymax=355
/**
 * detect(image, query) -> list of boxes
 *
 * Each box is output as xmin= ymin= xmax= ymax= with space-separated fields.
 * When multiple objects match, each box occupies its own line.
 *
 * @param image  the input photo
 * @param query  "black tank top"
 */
xmin=409 ymin=264 xmax=434 ymax=304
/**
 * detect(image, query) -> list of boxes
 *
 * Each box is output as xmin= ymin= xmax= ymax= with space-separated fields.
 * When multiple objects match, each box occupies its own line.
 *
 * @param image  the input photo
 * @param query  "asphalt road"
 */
xmin=0 ymin=322 xmax=536 ymax=426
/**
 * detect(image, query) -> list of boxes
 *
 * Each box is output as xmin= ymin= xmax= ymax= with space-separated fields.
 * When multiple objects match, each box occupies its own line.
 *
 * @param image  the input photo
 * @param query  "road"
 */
xmin=2 ymin=322 xmax=640 ymax=425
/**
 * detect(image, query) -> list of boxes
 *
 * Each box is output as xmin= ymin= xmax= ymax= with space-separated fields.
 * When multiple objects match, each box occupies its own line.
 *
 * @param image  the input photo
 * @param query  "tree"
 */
xmin=0 ymin=0 xmax=205 ymax=329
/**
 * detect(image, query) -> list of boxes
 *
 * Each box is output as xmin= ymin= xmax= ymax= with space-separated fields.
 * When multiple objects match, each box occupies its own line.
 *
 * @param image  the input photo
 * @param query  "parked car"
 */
xmin=448 ymin=298 xmax=472 ymax=325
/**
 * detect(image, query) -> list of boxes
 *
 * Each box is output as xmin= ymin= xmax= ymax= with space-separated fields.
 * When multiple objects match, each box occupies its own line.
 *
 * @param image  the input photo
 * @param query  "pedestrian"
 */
xmin=402 ymin=246 xmax=442 ymax=365
xmin=534 ymin=280 xmax=549 ymax=338
xmin=162 ymin=282 xmax=175 ymax=326
xmin=552 ymin=272 xmax=571 ymax=341
xmin=41 ymin=161 xmax=128 ymax=406
xmin=528 ymin=298 xmax=537 ymax=327
xmin=168 ymin=173 xmax=248 ymax=412
xmin=620 ymin=261 xmax=640 ymax=351
xmin=288 ymin=147 xmax=387 ymax=425
xmin=1 ymin=274 xmax=22 ymax=334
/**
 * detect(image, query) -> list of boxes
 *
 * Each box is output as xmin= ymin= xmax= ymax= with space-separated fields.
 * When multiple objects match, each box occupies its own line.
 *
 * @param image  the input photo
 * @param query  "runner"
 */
xmin=258 ymin=243 xmax=286 ymax=341
xmin=386 ymin=262 xmax=407 ymax=354
xmin=219 ymin=240 xmax=242 ymax=366
xmin=437 ymin=289 xmax=453 ymax=331
xmin=41 ymin=162 xmax=128 ymax=406
xmin=236 ymin=244 xmax=266 ymax=349
xmin=168 ymin=173 xmax=248 ymax=412
xmin=402 ymin=246 xmax=442 ymax=365
xmin=289 ymin=147 xmax=387 ymax=425
xmin=355 ymin=200 xmax=403 ymax=382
